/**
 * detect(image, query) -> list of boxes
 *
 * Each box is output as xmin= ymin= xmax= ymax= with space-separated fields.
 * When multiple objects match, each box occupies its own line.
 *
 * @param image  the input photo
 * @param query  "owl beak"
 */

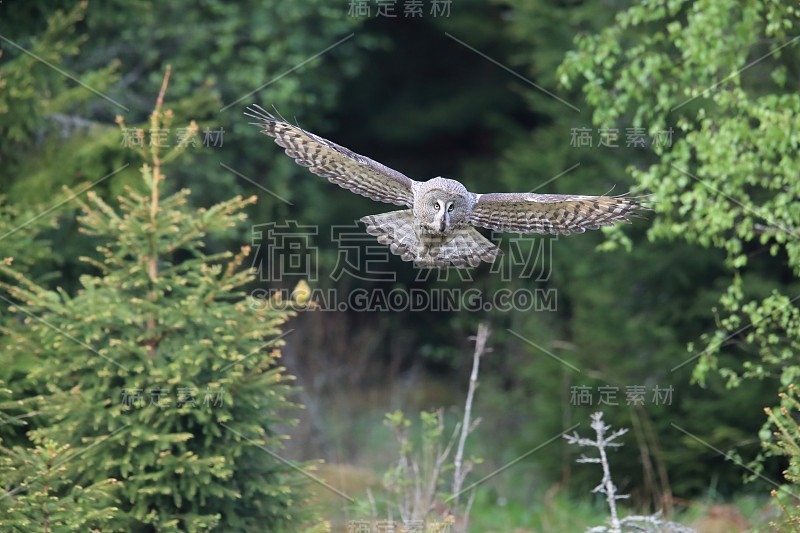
xmin=432 ymin=204 xmax=449 ymax=232
xmin=432 ymin=209 xmax=449 ymax=233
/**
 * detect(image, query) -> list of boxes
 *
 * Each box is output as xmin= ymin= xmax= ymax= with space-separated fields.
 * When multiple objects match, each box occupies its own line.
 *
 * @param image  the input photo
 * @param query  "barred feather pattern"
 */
xmin=361 ymin=210 xmax=501 ymax=268
xmin=470 ymin=193 xmax=646 ymax=235
xmin=247 ymin=104 xmax=648 ymax=268
xmin=245 ymin=105 xmax=415 ymax=207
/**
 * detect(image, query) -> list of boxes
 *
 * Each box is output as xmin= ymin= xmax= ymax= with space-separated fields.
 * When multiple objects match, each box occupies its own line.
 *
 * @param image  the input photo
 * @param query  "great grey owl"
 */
xmin=245 ymin=105 xmax=646 ymax=268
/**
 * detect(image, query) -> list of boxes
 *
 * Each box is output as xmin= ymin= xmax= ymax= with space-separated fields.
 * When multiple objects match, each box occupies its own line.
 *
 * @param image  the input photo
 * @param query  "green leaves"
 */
xmin=560 ymin=0 xmax=800 ymax=381
xmin=0 ymin=78 xmax=311 ymax=529
xmin=556 ymin=0 xmax=800 ymax=507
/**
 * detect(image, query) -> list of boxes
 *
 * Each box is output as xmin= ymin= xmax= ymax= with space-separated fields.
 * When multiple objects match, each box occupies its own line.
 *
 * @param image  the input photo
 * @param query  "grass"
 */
xmin=288 ymin=353 xmax=786 ymax=532
xmin=466 ymin=490 xmax=776 ymax=532
xmin=469 ymin=490 xmax=609 ymax=531
xmin=309 ymin=458 xmax=779 ymax=532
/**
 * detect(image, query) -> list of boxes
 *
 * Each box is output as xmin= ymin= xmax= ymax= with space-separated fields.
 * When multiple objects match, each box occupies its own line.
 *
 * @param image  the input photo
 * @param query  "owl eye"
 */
xmin=434 ymin=202 xmax=441 ymax=211
xmin=448 ymin=204 xmax=455 ymax=212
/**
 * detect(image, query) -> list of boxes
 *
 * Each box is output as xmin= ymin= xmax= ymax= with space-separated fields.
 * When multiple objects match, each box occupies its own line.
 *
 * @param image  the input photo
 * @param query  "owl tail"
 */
xmin=361 ymin=210 xmax=502 ymax=268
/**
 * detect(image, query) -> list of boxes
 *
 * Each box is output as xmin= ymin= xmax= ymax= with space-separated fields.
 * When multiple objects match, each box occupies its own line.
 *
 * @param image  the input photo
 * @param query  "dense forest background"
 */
xmin=1 ymin=0 xmax=799 ymax=531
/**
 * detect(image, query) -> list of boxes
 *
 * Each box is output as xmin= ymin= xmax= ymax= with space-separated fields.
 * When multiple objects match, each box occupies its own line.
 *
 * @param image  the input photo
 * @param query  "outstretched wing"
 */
xmin=470 ymin=192 xmax=647 ymax=235
xmin=245 ymin=105 xmax=416 ymax=207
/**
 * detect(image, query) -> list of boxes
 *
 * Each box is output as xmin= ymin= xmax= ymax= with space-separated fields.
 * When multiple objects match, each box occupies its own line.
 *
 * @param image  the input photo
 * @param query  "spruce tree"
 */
xmin=1 ymin=70 xmax=313 ymax=531
xmin=0 ymin=437 xmax=120 ymax=531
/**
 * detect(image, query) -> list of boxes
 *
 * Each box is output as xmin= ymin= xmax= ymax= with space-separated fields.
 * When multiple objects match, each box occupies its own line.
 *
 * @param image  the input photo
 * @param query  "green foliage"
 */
xmin=0 ymin=0 xmax=372 ymax=283
xmin=466 ymin=0 xmax=799 ymax=507
xmin=469 ymin=489 xmax=611 ymax=532
xmin=559 ymin=0 xmax=800 ymax=387
xmin=0 ymin=82 xmax=314 ymax=530
xmin=764 ymin=386 xmax=800 ymax=528
xmin=0 ymin=197 xmax=57 ymax=275
xmin=370 ymin=408 xmax=463 ymax=529
xmin=6 ymin=0 xmax=800 ymax=525
xmin=0 ymin=199 xmax=59 ymax=379
xmin=0 ymin=379 xmax=37 ymax=448
xmin=349 ymin=406 xmax=480 ymax=530
xmin=484 ymin=0 xmax=738 ymax=501
xmin=383 ymin=409 xmax=453 ymax=501
xmin=0 ymin=381 xmax=118 ymax=529
xmin=0 ymin=439 xmax=121 ymax=531
xmin=554 ymin=0 xmax=800 ymax=500
xmin=0 ymin=1 xmax=117 ymax=146
xmin=0 ymin=1 xmax=124 ymax=204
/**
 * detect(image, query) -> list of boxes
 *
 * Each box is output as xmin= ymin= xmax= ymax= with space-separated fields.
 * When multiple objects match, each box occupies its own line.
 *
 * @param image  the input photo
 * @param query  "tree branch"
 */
xmin=452 ymin=322 xmax=490 ymax=508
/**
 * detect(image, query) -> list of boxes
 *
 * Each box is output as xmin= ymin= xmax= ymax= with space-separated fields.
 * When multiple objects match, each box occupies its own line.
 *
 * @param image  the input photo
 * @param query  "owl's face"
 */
xmin=415 ymin=177 xmax=471 ymax=233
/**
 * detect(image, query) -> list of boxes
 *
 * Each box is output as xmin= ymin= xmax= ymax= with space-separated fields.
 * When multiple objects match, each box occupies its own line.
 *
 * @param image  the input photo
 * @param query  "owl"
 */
xmin=245 ymin=105 xmax=646 ymax=268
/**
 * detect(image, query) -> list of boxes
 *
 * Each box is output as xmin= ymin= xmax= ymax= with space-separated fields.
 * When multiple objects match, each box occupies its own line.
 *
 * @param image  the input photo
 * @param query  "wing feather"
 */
xmin=470 ymin=192 xmax=648 ymax=235
xmin=245 ymin=104 xmax=416 ymax=207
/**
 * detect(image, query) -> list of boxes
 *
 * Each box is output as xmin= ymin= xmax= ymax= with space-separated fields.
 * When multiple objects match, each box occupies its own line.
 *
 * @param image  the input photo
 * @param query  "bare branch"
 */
xmin=452 ymin=323 xmax=490 ymax=507
xmin=565 ymin=412 xmax=695 ymax=533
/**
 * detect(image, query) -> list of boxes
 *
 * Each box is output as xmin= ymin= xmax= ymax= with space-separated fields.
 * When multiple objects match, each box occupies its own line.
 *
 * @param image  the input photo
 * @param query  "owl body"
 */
xmin=245 ymin=105 xmax=646 ymax=268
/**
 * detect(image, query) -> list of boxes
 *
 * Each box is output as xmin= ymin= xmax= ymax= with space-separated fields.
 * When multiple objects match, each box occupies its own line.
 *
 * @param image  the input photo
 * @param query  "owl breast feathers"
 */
xmin=245 ymin=105 xmax=648 ymax=268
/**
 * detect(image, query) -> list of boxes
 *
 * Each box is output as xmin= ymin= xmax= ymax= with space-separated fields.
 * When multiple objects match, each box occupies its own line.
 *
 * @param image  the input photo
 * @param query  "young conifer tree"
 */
xmin=0 ymin=436 xmax=121 ymax=530
xmin=0 ymin=70 xmax=314 ymax=531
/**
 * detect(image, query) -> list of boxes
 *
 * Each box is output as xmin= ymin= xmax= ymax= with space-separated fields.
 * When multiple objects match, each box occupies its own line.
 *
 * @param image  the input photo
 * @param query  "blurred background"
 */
xmin=1 ymin=0 xmax=799 ymax=530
